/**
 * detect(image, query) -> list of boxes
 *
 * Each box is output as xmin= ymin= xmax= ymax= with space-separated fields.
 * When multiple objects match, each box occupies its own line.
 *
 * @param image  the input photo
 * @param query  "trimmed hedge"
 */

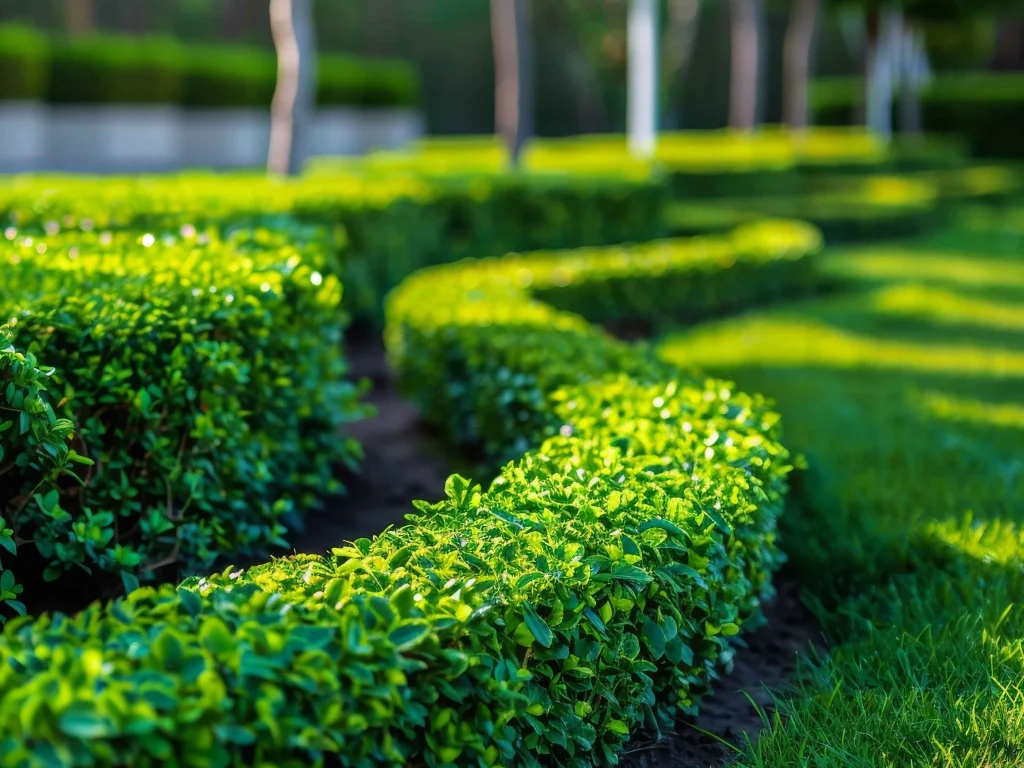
xmin=318 ymin=53 xmax=421 ymax=109
xmin=0 ymin=220 xmax=821 ymax=766
xmin=0 ymin=23 xmax=48 ymax=102
xmin=667 ymin=175 xmax=940 ymax=243
xmin=181 ymin=45 xmax=278 ymax=109
xmin=0 ymin=24 xmax=421 ymax=109
xmin=1 ymin=226 xmax=366 ymax=608
xmin=0 ymin=170 xmax=670 ymax=327
xmin=47 ymin=34 xmax=185 ymax=106
xmin=811 ymin=73 xmax=1024 ymax=159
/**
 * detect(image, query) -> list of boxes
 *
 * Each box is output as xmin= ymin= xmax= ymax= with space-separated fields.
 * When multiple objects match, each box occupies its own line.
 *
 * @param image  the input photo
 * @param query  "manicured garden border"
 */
xmin=0 ymin=220 xmax=821 ymax=766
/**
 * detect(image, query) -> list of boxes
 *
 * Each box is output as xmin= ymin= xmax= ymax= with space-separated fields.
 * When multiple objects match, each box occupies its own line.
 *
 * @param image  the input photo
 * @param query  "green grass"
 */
xmin=657 ymin=221 xmax=1024 ymax=767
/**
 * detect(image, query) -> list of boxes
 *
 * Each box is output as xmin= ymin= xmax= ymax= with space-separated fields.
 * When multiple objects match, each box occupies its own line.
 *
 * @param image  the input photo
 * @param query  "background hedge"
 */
xmin=0 ymin=25 xmax=422 ymax=109
xmin=0 ymin=23 xmax=47 ymax=101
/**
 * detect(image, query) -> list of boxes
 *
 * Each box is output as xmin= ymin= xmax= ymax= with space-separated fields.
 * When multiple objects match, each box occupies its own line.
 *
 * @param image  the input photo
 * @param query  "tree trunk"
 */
xmin=221 ymin=0 xmax=247 ymax=41
xmin=65 ymin=0 xmax=95 ymax=36
xmin=865 ymin=6 xmax=902 ymax=140
xmin=121 ymin=0 xmax=149 ymax=35
xmin=491 ymin=0 xmax=533 ymax=164
xmin=729 ymin=0 xmax=764 ymax=131
xmin=782 ymin=0 xmax=819 ymax=130
xmin=898 ymin=23 xmax=928 ymax=135
xmin=628 ymin=0 xmax=659 ymax=156
xmin=662 ymin=0 xmax=702 ymax=130
xmin=268 ymin=0 xmax=317 ymax=176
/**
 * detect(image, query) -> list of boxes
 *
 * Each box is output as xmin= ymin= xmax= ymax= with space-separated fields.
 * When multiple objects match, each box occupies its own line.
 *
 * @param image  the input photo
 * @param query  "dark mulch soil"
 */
xmin=298 ymin=333 xmax=824 ymax=767
xmin=291 ymin=334 xmax=457 ymax=554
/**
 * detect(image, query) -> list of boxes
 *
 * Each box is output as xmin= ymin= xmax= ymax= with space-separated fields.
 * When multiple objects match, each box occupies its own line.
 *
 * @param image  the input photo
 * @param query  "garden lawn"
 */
xmin=658 ymin=222 xmax=1024 ymax=767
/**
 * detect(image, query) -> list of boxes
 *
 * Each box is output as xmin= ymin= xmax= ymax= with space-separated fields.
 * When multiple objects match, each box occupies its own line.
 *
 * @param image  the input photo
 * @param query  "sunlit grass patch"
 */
xmin=657 ymin=228 xmax=1024 ymax=766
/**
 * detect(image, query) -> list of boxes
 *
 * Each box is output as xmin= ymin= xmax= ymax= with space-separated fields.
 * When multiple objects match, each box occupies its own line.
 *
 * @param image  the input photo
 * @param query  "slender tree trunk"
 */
xmin=662 ymin=0 xmax=702 ymax=129
xmin=628 ymin=0 xmax=659 ymax=156
xmin=221 ymin=0 xmax=247 ymax=41
xmin=268 ymin=0 xmax=317 ymax=176
xmin=491 ymin=0 xmax=533 ymax=164
xmin=65 ymin=0 xmax=95 ymax=36
xmin=865 ymin=6 xmax=902 ymax=140
xmin=783 ymin=0 xmax=819 ymax=130
xmin=729 ymin=0 xmax=764 ymax=131
xmin=898 ymin=23 xmax=927 ymax=135
xmin=121 ymin=0 xmax=149 ymax=34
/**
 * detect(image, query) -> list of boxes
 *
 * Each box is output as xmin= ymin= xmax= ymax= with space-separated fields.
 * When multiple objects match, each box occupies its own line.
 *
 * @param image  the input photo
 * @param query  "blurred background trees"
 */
xmin=1 ymin=0 xmax=1022 ymax=137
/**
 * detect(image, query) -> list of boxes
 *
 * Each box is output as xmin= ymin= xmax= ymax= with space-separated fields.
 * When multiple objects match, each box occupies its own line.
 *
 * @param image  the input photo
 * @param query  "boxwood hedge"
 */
xmin=0 ymin=170 xmax=668 ymax=328
xmin=0 ymin=220 xmax=821 ymax=767
xmin=1 ymin=226 xmax=366 ymax=608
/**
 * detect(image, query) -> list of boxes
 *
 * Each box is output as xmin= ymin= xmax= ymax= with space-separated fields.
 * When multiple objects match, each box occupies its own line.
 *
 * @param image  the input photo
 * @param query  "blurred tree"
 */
xmin=628 ymin=0 xmax=659 ymax=156
xmin=729 ymin=0 xmax=766 ymax=129
xmin=782 ymin=0 xmax=820 ymax=128
xmin=64 ymin=0 xmax=93 ymax=35
xmin=838 ymin=0 xmax=1024 ymax=138
xmin=221 ymin=0 xmax=247 ymax=40
xmin=268 ymin=0 xmax=315 ymax=175
xmin=491 ymin=0 xmax=532 ymax=161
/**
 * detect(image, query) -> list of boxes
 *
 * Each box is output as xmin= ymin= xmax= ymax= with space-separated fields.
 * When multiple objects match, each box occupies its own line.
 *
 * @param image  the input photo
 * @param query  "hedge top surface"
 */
xmin=0 ymin=220 xmax=820 ymax=767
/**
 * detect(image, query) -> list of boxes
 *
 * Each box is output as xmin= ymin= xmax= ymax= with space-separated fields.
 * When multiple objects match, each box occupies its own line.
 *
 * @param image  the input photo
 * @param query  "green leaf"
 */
xmin=389 ymin=621 xmax=430 ymax=650
xmin=642 ymin=618 xmax=666 ymax=659
xmin=607 ymin=719 xmax=630 ymax=736
xmin=702 ymin=505 xmax=733 ymax=536
xmin=523 ymin=604 xmax=553 ymax=648
xmin=638 ymin=518 xmax=686 ymax=537
xmin=60 ymin=710 xmax=116 ymax=739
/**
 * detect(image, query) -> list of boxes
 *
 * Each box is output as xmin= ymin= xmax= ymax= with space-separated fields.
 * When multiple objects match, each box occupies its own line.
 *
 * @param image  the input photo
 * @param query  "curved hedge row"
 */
xmin=0 ymin=220 xmax=820 ymax=766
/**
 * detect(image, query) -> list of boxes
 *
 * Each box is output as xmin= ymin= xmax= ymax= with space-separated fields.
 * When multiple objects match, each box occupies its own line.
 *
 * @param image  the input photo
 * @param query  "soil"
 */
xmin=297 ymin=333 xmax=824 ymax=767
xmin=291 ymin=333 xmax=456 ymax=554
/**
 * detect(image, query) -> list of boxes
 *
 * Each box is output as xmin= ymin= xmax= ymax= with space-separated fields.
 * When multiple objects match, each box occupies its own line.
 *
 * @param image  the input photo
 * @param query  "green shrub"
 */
xmin=0 ymin=23 xmax=48 ymax=101
xmin=811 ymin=73 xmax=1024 ymax=159
xmin=667 ymin=175 xmax=940 ymax=243
xmin=181 ymin=45 xmax=277 ymax=109
xmin=0 ymin=323 xmax=91 ymax=624
xmin=1 ymin=226 xmax=366 ymax=600
xmin=317 ymin=53 xmax=421 ymax=108
xmin=47 ymin=34 xmax=184 ymax=105
xmin=0 ymin=170 xmax=670 ymax=328
xmin=0 ymin=220 xmax=820 ymax=766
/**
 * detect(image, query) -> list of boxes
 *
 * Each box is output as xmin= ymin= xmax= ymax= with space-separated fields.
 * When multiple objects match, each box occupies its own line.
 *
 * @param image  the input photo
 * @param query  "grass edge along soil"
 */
xmin=659 ymin=225 xmax=1024 ymax=767
xmin=0 ymin=220 xmax=821 ymax=766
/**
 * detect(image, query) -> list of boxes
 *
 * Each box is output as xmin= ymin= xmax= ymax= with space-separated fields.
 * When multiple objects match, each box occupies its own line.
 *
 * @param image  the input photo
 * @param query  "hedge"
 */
xmin=47 ymin=34 xmax=186 ymax=106
xmin=0 ymin=170 xmax=670 ymax=327
xmin=0 ymin=23 xmax=48 ymax=102
xmin=1 ymin=225 xmax=366 ymax=611
xmin=522 ymin=130 xmax=890 ymax=199
xmin=317 ymin=53 xmax=421 ymax=109
xmin=0 ymin=24 xmax=421 ymax=109
xmin=810 ymin=73 xmax=1024 ymax=159
xmin=666 ymin=175 xmax=940 ymax=243
xmin=0 ymin=220 xmax=821 ymax=767
xmin=181 ymin=45 xmax=278 ymax=110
